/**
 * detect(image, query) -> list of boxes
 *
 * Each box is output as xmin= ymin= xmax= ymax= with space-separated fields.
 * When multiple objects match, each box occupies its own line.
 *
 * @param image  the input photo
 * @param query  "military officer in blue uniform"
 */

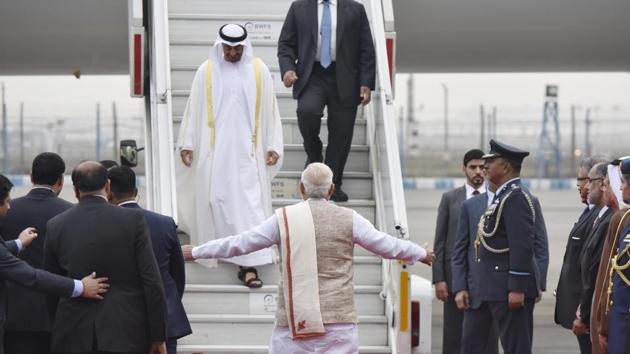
xmin=609 ymin=158 xmax=630 ymax=354
xmin=460 ymin=139 xmax=540 ymax=354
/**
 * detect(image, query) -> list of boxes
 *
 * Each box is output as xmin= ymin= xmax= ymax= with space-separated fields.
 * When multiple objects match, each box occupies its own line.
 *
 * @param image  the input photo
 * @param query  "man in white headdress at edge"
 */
xmin=176 ymin=23 xmax=284 ymax=288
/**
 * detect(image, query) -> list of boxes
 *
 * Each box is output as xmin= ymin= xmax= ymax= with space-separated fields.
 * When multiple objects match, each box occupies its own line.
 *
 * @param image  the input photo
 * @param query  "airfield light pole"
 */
xmin=112 ymin=102 xmax=118 ymax=160
xmin=1 ymin=83 xmax=7 ymax=173
xmin=96 ymin=102 xmax=101 ymax=161
xmin=442 ymin=83 xmax=449 ymax=153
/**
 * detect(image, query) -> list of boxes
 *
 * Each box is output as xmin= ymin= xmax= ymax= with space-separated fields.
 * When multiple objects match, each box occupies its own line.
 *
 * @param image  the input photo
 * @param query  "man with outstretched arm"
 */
xmin=183 ymin=163 xmax=434 ymax=353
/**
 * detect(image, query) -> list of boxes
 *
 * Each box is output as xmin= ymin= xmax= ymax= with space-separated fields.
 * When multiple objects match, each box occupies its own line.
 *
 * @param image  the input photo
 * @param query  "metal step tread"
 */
xmin=171 ymin=64 xmax=280 ymax=71
xmin=173 ymin=116 xmax=367 ymax=125
xmin=177 ymin=345 xmax=391 ymax=353
xmin=284 ymin=143 xmax=369 ymax=151
xmin=185 ymin=284 xmax=382 ymax=293
xmin=171 ymin=39 xmax=276 ymax=46
xmin=276 ymin=170 xmax=371 ymax=179
xmin=188 ymin=314 xmax=387 ymax=323
xmin=171 ymin=90 xmax=292 ymax=98
xmin=169 ymin=14 xmax=286 ymax=20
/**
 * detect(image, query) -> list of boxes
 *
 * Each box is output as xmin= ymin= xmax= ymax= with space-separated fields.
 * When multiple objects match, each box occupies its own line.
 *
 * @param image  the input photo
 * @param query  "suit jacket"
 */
xmin=278 ymin=0 xmax=376 ymax=106
xmin=555 ymin=206 xmax=600 ymax=329
xmin=43 ymin=196 xmax=166 ymax=353
xmin=451 ymin=192 xmax=488 ymax=309
xmin=475 ymin=180 xmax=539 ymax=301
xmin=0 ymin=188 xmax=73 ymax=332
xmin=452 ymin=191 xmax=548 ymax=308
xmin=578 ymin=207 xmax=613 ymax=325
xmin=0 ymin=236 xmax=74 ymax=354
xmin=121 ymin=202 xmax=191 ymax=340
xmin=432 ymin=186 xmax=466 ymax=290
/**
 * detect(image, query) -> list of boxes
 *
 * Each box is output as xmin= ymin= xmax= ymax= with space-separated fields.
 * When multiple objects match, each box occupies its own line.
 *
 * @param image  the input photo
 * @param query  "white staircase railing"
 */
xmin=364 ymin=0 xmax=412 ymax=353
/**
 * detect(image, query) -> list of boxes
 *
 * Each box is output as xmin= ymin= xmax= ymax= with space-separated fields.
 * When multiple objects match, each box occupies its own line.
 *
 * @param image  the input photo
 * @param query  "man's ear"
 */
xmin=299 ymin=182 xmax=306 ymax=195
xmin=104 ymin=179 xmax=111 ymax=196
xmin=133 ymin=187 xmax=139 ymax=198
xmin=329 ymin=184 xmax=335 ymax=197
xmin=73 ymin=186 xmax=80 ymax=201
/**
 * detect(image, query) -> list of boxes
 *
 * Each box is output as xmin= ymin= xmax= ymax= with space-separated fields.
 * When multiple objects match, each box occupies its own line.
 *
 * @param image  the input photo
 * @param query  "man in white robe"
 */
xmin=176 ymin=24 xmax=284 ymax=287
xmin=181 ymin=163 xmax=435 ymax=353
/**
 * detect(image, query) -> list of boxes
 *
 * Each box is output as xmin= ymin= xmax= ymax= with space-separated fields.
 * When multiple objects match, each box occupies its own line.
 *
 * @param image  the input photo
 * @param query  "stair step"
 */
xmin=279 ymin=144 xmax=370 ymax=173
xmin=185 ymin=256 xmax=382 ymax=286
xmin=273 ymin=169 xmax=371 ymax=199
xmin=180 ymin=314 xmax=388 ymax=346
xmin=183 ymin=284 xmax=384 ymax=316
xmin=169 ymin=39 xmax=278 ymax=68
xmin=169 ymin=15 xmax=286 ymax=43
xmin=172 ymin=91 xmax=296 ymax=120
xmin=177 ymin=344 xmax=392 ymax=354
xmin=170 ymin=65 xmax=290 ymax=95
xmin=168 ymin=0 xmax=293 ymax=15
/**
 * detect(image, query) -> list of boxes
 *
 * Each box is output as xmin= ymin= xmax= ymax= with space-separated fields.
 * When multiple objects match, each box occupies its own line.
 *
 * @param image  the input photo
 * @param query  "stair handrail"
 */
xmin=364 ymin=0 xmax=413 ymax=353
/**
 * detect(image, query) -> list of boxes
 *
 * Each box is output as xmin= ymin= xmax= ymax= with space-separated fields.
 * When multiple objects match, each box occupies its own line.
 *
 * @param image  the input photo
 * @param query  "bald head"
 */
xmin=72 ymin=161 xmax=108 ymax=194
xmin=300 ymin=163 xmax=334 ymax=199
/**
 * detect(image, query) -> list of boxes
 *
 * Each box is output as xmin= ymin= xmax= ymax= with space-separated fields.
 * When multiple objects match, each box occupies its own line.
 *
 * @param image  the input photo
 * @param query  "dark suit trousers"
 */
xmin=461 ymin=300 xmax=534 ymax=354
xmin=296 ymin=63 xmax=358 ymax=186
xmin=577 ymin=333 xmax=592 ymax=354
xmin=4 ymin=330 xmax=52 ymax=354
xmin=442 ymin=294 xmax=464 ymax=354
xmin=166 ymin=338 xmax=177 ymax=354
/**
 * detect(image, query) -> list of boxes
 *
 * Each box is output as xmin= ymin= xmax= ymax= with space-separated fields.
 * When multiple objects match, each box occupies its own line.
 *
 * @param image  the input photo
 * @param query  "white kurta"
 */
xmin=176 ymin=47 xmax=284 ymax=267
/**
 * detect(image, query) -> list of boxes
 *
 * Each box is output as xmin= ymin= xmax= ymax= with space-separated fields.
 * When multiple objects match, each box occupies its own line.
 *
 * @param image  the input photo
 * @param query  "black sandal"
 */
xmin=238 ymin=267 xmax=263 ymax=288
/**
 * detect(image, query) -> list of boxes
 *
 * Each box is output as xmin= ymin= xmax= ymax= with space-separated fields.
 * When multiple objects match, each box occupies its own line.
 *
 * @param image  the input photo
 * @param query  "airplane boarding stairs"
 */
xmin=160 ymin=0 xmax=413 ymax=352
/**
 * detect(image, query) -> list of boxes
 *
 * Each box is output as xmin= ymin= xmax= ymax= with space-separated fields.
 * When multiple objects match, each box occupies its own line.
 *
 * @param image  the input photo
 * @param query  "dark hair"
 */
xmin=592 ymin=162 xmax=608 ymax=179
xmin=108 ymin=166 xmax=136 ymax=198
xmin=463 ymin=149 xmax=485 ymax=166
xmin=32 ymin=152 xmax=65 ymax=186
xmin=71 ymin=163 xmax=108 ymax=193
xmin=99 ymin=160 xmax=119 ymax=169
xmin=579 ymin=156 xmax=607 ymax=172
xmin=0 ymin=174 xmax=14 ymax=204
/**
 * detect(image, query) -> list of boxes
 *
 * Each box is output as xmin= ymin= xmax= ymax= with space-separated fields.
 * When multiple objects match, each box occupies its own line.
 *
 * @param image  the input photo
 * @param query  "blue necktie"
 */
xmin=320 ymin=0 xmax=332 ymax=68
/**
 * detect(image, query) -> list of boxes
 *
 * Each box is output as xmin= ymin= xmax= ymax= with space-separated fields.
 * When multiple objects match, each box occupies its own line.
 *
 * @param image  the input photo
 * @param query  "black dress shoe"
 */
xmin=330 ymin=188 xmax=349 ymax=202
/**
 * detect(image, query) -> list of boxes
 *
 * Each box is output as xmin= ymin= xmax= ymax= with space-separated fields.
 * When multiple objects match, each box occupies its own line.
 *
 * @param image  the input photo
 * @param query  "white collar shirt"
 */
xmin=316 ymin=0 xmax=337 ymax=62
xmin=465 ymin=183 xmax=486 ymax=200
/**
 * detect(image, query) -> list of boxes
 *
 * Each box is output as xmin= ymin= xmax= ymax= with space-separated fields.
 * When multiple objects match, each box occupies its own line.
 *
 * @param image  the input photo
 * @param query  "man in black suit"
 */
xmin=43 ymin=161 xmax=167 ymax=354
xmin=107 ymin=166 xmax=191 ymax=354
xmin=555 ymin=157 xmax=606 ymax=353
xmin=460 ymin=139 xmax=538 ymax=354
xmin=0 ymin=174 xmax=108 ymax=354
xmin=278 ymin=0 xmax=375 ymax=201
xmin=571 ymin=162 xmax=616 ymax=353
xmin=0 ymin=152 xmax=74 ymax=354
xmin=432 ymin=149 xmax=485 ymax=354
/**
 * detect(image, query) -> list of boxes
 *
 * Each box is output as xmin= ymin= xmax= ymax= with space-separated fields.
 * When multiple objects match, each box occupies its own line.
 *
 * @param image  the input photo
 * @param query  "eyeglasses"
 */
xmin=588 ymin=177 xmax=604 ymax=183
xmin=576 ymin=177 xmax=589 ymax=182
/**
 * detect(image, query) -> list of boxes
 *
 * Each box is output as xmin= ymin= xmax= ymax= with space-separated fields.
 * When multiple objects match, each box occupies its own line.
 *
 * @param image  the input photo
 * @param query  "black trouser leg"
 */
xmin=166 ymin=338 xmax=177 ymax=354
xmin=296 ymin=74 xmax=326 ymax=165
xmin=325 ymin=79 xmax=357 ymax=187
xmin=577 ymin=333 xmax=592 ymax=354
xmin=489 ymin=300 xmax=535 ymax=354
xmin=461 ymin=303 xmax=493 ymax=354
xmin=442 ymin=294 xmax=464 ymax=354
